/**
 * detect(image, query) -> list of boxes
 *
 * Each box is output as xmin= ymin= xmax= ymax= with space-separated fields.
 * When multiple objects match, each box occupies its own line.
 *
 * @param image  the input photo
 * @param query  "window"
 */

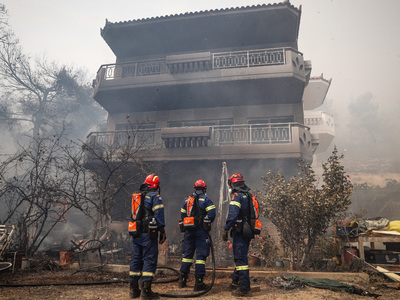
xmin=167 ymin=119 xmax=233 ymax=127
xmin=168 ymin=122 xmax=183 ymax=127
xmin=115 ymin=122 xmax=156 ymax=130
xmin=271 ymin=117 xmax=293 ymax=123
xmin=248 ymin=116 xmax=293 ymax=124
xmin=219 ymin=119 xmax=234 ymax=125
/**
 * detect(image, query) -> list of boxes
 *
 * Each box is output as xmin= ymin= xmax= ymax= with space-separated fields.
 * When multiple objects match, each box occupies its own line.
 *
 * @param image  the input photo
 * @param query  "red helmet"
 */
xmin=228 ymin=173 xmax=244 ymax=185
xmin=143 ymin=174 xmax=160 ymax=189
xmin=194 ymin=179 xmax=207 ymax=189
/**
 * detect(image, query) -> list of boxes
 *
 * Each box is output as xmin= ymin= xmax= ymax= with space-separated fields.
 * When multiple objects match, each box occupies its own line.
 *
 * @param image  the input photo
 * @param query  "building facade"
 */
xmin=88 ymin=1 xmax=333 ymax=227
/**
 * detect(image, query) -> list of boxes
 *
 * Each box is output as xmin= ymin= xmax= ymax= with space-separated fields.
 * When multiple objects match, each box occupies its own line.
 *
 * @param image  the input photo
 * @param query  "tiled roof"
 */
xmin=310 ymin=73 xmax=332 ymax=84
xmin=104 ymin=1 xmax=300 ymax=27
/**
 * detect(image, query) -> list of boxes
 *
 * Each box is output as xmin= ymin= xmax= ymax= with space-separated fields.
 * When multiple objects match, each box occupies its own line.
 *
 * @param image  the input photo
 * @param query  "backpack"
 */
xmin=248 ymin=193 xmax=262 ymax=235
xmin=128 ymin=193 xmax=144 ymax=236
xmin=182 ymin=194 xmax=205 ymax=231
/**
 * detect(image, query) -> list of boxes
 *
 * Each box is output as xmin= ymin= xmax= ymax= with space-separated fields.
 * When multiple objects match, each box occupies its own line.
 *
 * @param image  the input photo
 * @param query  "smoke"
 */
xmin=0 ymin=127 xmax=17 ymax=159
xmin=348 ymin=93 xmax=380 ymax=144
xmin=65 ymin=102 xmax=107 ymax=140
xmin=38 ymin=208 xmax=93 ymax=251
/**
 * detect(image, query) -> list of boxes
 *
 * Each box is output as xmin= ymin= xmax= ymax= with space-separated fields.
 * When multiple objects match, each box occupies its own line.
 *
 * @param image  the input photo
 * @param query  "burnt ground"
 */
xmin=0 ymin=266 xmax=399 ymax=300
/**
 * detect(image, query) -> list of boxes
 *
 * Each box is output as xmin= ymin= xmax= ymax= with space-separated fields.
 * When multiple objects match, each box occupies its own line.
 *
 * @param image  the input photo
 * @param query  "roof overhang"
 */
xmin=100 ymin=2 xmax=301 ymax=59
xmin=302 ymin=75 xmax=332 ymax=110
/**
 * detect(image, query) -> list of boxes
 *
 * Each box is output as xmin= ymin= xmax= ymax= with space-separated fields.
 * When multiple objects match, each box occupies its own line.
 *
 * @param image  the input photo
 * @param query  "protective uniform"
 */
xmin=223 ymin=173 xmax=253 ymax=297
xmin=180 ymin=180 xmax=216 ymax=291
xmin=129 ymin=174 xmax=166 ymax=300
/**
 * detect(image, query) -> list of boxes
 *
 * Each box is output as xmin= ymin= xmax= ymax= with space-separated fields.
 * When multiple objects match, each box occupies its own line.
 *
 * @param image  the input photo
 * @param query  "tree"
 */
xmin=0 ymin=120 xmax=160 ymax=256
xmin=0 ymin=131 xmax=75 ymax=256
xmin=0 ymin=5 xmax=105 ymax=141
xmin=260 ymin=147 xmax=353 ymax=270
xmin=0 ymin=4 xmax=10 ymax=43
xmin=67 ymin=120 xmax=162 ymax=244
xmin=351 ymin=179 xmax=400 ymax=221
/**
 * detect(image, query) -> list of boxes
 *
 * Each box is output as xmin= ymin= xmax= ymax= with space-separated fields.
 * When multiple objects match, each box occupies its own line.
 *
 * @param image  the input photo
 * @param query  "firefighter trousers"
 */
xmin=180 ymin=229 xmax=210 ymax=276
xmin=231 ymin=232 xmax=251 ymax=291
xmin=129 ymin=232 xmax=158 ymax=282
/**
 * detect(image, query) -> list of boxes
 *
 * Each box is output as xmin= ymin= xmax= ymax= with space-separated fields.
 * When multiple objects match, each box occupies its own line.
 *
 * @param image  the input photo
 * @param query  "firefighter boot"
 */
xmin=194 ymin=275 xmax=209 ymax=291
xmin=141 ymin=281 xmax=160 ymax=300
xmin=179 ymin=272 xmax=188 ymax=288
xmin=228 ymin=279 xmax=239 ymax=290
xmin=129 ymin=281 xmax=141 ymax=299
xmin=232 ymin=288 xmax=253 ymax=297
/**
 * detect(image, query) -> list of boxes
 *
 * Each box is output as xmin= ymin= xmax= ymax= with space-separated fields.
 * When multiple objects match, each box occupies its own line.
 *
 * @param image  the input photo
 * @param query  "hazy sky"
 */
xmin=3 ymin=0 xmax=400 ymax=106
xmin=2 ymin=0 xmax=400 ymax=171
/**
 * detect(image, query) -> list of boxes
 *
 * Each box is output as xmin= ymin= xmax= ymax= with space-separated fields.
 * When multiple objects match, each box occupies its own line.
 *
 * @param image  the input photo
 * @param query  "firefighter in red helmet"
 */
xmin=179 ymin=179 xmax=216 ymax=291
xmin=128 ymin=174 xmax=166 ymax=300
xmin=222 ymin=173 xmax=254 ymax=297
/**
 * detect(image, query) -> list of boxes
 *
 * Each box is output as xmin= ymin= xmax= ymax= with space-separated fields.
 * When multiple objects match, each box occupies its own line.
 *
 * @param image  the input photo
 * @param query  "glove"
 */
xmin=222 ymin=229 xmax=229 ymax=241
xmin=159 ymin=230 xmax=166 ymax=244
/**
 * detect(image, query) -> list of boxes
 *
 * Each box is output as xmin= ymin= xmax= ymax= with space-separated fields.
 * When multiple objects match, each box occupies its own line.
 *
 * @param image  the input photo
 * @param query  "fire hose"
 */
xmin=0 ymin=234 xmax=216 ymax=298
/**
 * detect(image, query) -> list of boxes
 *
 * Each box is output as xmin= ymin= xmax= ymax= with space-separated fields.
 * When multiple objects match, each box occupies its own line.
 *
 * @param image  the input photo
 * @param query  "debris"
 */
xmin=284 ymin=275 xmax=381 ymax=298
xmin=271 ymin=276 xmax=305 ymax=290
xmin=0 ymin=225 xmax=15 ymax=261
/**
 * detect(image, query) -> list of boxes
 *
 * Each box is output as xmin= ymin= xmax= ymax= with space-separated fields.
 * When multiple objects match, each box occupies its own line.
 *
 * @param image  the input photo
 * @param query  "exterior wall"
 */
xmin=108 ymin=103 xmax=304 ymax=131
xmin=93 ymin=47 xmax=309 ymax=114
xmin=86 ymin=103 xmax=311 ymax=163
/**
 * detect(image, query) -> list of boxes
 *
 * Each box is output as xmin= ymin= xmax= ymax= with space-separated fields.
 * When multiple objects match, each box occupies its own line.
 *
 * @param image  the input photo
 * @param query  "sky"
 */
xmin=2 ymin=0 xmax=400 ymax=181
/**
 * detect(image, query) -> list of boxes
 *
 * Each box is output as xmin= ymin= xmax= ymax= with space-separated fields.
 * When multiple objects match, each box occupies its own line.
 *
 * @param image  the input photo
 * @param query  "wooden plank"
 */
xmin=371 ymin=230 xmax=400 ymax=236
xmin=359 ymin=235 xmax=400 ymax=243
xmin=379 ymin=265 xmax=400 ymax=272
xmin=376 ymin=266 xmax=400 ymax=282
xmin=358 ymin=238 xmax=364 ymax=260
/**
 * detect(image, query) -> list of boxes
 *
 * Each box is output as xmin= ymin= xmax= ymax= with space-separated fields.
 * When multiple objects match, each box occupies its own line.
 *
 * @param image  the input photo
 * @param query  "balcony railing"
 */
xmin=94 ymin=47 xmax=291 ymax=86
xmin=213 ymin=48 xmax=286 ymax=69
xmin=304 ymin=111 xmax=335 ymax=135
xmin=86 ymin=129 xmax=162 ymax=150
xmin=86 ymin=123 xmax=301 ymax=151
xmin=103 ymin=58 xmax=169 ymax=80
xmin=212 ymin=124 xmax=291 ymax=146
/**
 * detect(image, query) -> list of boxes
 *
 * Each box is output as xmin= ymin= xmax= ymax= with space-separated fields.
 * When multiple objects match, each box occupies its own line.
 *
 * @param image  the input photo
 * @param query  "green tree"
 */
xmin=260 ymin=147 xmax=353 ymax=270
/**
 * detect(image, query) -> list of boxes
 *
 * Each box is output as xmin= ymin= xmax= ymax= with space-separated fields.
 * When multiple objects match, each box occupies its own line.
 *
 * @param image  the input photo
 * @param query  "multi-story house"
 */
xmin=88 ymin=1 xmax=333 ymax=226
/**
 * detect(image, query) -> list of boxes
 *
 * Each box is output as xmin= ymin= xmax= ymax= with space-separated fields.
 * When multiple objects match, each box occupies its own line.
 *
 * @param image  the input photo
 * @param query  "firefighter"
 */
xmin=179 ymin=179 xmax=216 ymax=291
xmin=129 ymin=174 xmax=166 ymax=300
xmin=222 ymin=173 xmax=253 ymax=297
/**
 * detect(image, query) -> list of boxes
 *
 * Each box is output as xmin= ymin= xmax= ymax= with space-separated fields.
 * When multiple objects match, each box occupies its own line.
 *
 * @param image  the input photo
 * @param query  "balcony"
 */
xmin=95 ymin=48 xmax=287 ymax=82
xmin=86 ymin=123 xmax=314 ymax=162
xmin=304 ymin=111 xmax=335 ymax=154
xmin=302 ymin=75 xmax=332 ymax=110
xmin=92 ymin=47 xmax=310 ymax=114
